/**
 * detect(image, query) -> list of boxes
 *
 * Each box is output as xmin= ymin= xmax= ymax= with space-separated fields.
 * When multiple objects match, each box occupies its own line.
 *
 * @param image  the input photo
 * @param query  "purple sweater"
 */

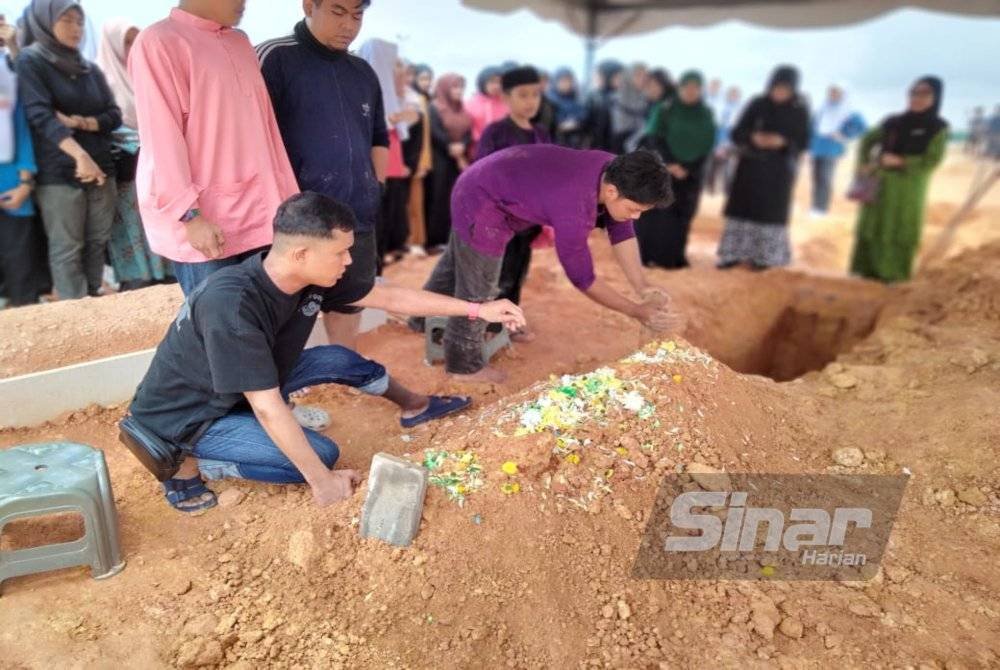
xmin=451 ymin=144 xmax=635 ymax=291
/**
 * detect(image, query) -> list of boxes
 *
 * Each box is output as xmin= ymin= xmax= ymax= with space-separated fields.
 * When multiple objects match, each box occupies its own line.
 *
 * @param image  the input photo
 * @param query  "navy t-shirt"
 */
xmin=257 ymin=22 xmax=389 ymax=234
xmin=129 ymin=253 xmax=355 ymax=443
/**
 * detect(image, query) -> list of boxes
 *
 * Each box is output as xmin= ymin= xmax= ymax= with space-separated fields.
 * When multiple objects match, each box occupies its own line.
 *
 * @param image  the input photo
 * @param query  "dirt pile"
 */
xmin=146 ymin=339 xmax=815 ymax=669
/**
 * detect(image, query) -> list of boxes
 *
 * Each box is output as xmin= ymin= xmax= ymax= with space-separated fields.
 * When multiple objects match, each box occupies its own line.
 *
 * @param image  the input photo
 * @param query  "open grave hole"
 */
xmin=707 ymin=278 xmax=887 ymax=382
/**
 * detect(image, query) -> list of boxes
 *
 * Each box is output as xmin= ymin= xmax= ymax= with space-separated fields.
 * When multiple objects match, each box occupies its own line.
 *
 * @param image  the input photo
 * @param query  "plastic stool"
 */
xmin=423 ymin=316 xmax=511 ymax=366
xmin=0 ymin=443 xmax=125 ymax=594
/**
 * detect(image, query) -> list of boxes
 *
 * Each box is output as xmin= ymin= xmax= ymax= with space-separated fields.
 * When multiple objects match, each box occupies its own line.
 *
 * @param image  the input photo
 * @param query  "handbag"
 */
xmin=847 ymin=170 xmax=880 ymax=204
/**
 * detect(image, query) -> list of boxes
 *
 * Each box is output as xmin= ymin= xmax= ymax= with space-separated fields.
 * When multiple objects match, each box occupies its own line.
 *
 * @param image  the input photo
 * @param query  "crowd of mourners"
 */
xmin=0 ymin=1 xmax=993 ymax=312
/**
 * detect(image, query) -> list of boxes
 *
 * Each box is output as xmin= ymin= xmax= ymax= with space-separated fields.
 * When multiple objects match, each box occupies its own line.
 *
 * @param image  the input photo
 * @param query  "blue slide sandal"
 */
xmin=401 ymin=395 xmax=472 ymax=429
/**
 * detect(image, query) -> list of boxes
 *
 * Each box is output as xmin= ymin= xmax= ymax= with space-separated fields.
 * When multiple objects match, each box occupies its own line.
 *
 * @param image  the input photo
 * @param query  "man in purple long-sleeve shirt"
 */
xmin=417 ymin=145 xmax=677 ymax=383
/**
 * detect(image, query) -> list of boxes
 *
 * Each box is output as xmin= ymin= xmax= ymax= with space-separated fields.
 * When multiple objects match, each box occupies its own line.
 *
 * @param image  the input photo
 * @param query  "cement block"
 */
xmin=360 ymin=453 xmax=428 ymax=547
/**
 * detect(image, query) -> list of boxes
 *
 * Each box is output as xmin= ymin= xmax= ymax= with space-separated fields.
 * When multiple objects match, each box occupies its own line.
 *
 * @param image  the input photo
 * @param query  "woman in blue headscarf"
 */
xmin=466 ymin=65 xmax=507 ymax=144
xmin=547 ymin=67 xmax=587 ymax=148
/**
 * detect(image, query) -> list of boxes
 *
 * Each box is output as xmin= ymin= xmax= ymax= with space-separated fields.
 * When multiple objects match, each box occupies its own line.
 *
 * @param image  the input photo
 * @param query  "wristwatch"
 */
xmin=180 ymin=207 xmax=201 ymax=223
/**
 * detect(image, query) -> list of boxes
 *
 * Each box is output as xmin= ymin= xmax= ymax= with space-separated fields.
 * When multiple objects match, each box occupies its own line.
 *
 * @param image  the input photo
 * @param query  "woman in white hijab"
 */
xmin=96 ymin=18 xmax=172 ymax=289
xmin=96 ymin=18 xmax=137 ymax=129
xmin=357 ymin=38 xmax=420 ymax=269
xmin=809 ymin=83 xmax=867 ymax=217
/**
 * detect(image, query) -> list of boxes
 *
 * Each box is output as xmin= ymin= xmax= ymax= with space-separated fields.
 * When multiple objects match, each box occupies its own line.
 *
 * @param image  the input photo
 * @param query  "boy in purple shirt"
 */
xmin=418 ymin=145 xmax=678 ymax=383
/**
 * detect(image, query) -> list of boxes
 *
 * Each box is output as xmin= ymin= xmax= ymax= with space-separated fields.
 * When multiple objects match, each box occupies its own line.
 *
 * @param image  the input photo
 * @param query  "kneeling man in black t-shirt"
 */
xmin=128 ymin=192 xmax=524 ymax=512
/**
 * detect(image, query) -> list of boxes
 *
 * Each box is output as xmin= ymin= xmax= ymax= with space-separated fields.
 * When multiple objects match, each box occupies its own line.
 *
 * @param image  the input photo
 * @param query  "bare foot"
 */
xmin=510 ymin=328 xmax=536 ymax=344
xmin=449 ymin=366 xmax=509 ymax=384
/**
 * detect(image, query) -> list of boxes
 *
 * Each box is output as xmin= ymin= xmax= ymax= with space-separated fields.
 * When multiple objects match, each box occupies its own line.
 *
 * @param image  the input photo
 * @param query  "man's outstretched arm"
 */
xmin=351 ymin=284 xmax=527 ymax=332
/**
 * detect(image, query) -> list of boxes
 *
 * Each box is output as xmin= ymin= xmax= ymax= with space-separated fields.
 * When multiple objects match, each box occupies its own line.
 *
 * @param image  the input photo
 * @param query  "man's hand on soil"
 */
xmin=312 ymin=469 xmax=361 ymax=507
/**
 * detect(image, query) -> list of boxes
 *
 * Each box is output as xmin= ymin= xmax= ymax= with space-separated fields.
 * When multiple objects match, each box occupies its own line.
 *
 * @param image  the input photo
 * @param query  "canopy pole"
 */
xmin=582 ymin=5 xmax=598 ymax=93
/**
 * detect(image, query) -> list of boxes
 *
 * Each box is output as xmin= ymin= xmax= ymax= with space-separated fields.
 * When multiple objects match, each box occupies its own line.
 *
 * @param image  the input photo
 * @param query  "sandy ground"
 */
xmin=0 ymin=149 xmax=998 ymax=669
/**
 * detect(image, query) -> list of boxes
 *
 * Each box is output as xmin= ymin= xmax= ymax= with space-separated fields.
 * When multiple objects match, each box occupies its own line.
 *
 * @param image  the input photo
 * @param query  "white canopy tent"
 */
xmin=461 ymin=0 xmax=1000 ymax=83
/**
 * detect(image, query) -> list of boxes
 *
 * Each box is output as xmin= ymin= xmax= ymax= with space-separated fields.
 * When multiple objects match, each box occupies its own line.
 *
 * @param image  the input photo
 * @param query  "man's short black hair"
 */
xmin=273 ymin=192 xmax=356 ymax=239
xmin=602 ymin=150 xmax=673 ymax=207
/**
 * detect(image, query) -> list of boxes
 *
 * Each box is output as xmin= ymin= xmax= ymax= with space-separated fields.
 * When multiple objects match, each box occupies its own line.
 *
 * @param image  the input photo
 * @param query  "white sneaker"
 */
xmin=291 ymin=404 xmax=331 ymax=431
xmin=409 ymin=245 xmax=428 ymax=257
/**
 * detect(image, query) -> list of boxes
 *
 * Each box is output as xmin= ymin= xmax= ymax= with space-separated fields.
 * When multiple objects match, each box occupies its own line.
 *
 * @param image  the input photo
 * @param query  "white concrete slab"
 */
xmin=0 ymin=349 xmax=156 ymax=429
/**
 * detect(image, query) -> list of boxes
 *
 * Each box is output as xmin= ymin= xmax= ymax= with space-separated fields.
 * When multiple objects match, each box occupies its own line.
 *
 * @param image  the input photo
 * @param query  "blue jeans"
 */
xmin=192 ymin=345 xmax=389 ymax=483
xmin=811 ymin=156 xmax=838 ymax=213
xmin=174 ymin=247 xmax=267 ymax=296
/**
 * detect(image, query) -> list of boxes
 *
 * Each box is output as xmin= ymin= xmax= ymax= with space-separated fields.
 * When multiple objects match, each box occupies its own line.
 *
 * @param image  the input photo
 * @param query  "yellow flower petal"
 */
xmin=673 ymin=374 xmax=683 ymax=383
xmin=615 ymin=447 xmax=628 ymax=456
xmin=501 ymin=461 xmax=519 ymax=476
xmin=566 ymin=453 xmax=581 ymax=465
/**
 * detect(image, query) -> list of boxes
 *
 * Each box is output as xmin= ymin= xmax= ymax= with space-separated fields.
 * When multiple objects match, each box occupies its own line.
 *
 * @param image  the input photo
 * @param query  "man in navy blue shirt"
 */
xmin=257 ymin=0 xmax=383 ymax=349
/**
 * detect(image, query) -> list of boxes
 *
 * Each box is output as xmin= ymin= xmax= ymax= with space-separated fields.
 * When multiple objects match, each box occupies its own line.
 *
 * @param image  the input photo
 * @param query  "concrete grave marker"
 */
xmin=360 ymin=453 xmax=428 ymax=547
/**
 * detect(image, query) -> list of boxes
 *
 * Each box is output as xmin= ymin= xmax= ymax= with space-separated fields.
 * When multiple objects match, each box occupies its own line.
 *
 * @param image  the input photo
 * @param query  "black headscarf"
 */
xmin=647 ymin=68 xmax=675 ymax=103
xmin=767 ymin=65 xmax=800 ymax=95
xmin=476 ymin=66 xmax=502 ymax=96
xmin=19 ymin=0 xmax=90 ymax=77
xmin=881 ymin=76 xmax=948 ymax=155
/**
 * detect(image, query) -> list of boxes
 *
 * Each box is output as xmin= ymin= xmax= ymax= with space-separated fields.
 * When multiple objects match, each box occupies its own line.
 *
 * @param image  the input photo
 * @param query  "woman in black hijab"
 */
xmin=16 ymin=0 xmax=122 ymax=299
xmin=850 ymin=76 xmax=948 ymax=282
xmin=717 ymin=65 xmax=810 ymax=270
xmin=584 ymin=59 xmax=623 ymax=151
xmin=412 ymin=63 xmax=434 ymax=99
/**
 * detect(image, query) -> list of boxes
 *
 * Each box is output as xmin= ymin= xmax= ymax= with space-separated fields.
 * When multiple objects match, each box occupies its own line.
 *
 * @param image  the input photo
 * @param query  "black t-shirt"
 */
xmin=129 ymin=253 xmax=359 ymax=443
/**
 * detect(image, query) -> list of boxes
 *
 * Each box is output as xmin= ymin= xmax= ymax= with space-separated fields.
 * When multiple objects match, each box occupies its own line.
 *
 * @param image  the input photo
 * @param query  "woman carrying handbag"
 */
xmin=849 ymin=76 xmax=949 ymax=283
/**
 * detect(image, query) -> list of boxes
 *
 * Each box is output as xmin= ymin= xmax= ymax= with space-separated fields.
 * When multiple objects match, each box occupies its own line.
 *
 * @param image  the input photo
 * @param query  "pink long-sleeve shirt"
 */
xmin=129 ymin=8 xmax=298 ymax=262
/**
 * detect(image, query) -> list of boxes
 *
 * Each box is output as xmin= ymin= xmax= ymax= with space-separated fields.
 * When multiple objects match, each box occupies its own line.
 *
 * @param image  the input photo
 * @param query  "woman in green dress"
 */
xmin=850 ymin=76 xmax=948 ymax=282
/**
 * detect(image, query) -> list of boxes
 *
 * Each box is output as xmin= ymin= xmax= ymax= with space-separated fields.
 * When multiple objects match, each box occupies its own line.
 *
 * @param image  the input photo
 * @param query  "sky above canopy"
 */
xmin=6 ymin=0 xmax=997 ymax=128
